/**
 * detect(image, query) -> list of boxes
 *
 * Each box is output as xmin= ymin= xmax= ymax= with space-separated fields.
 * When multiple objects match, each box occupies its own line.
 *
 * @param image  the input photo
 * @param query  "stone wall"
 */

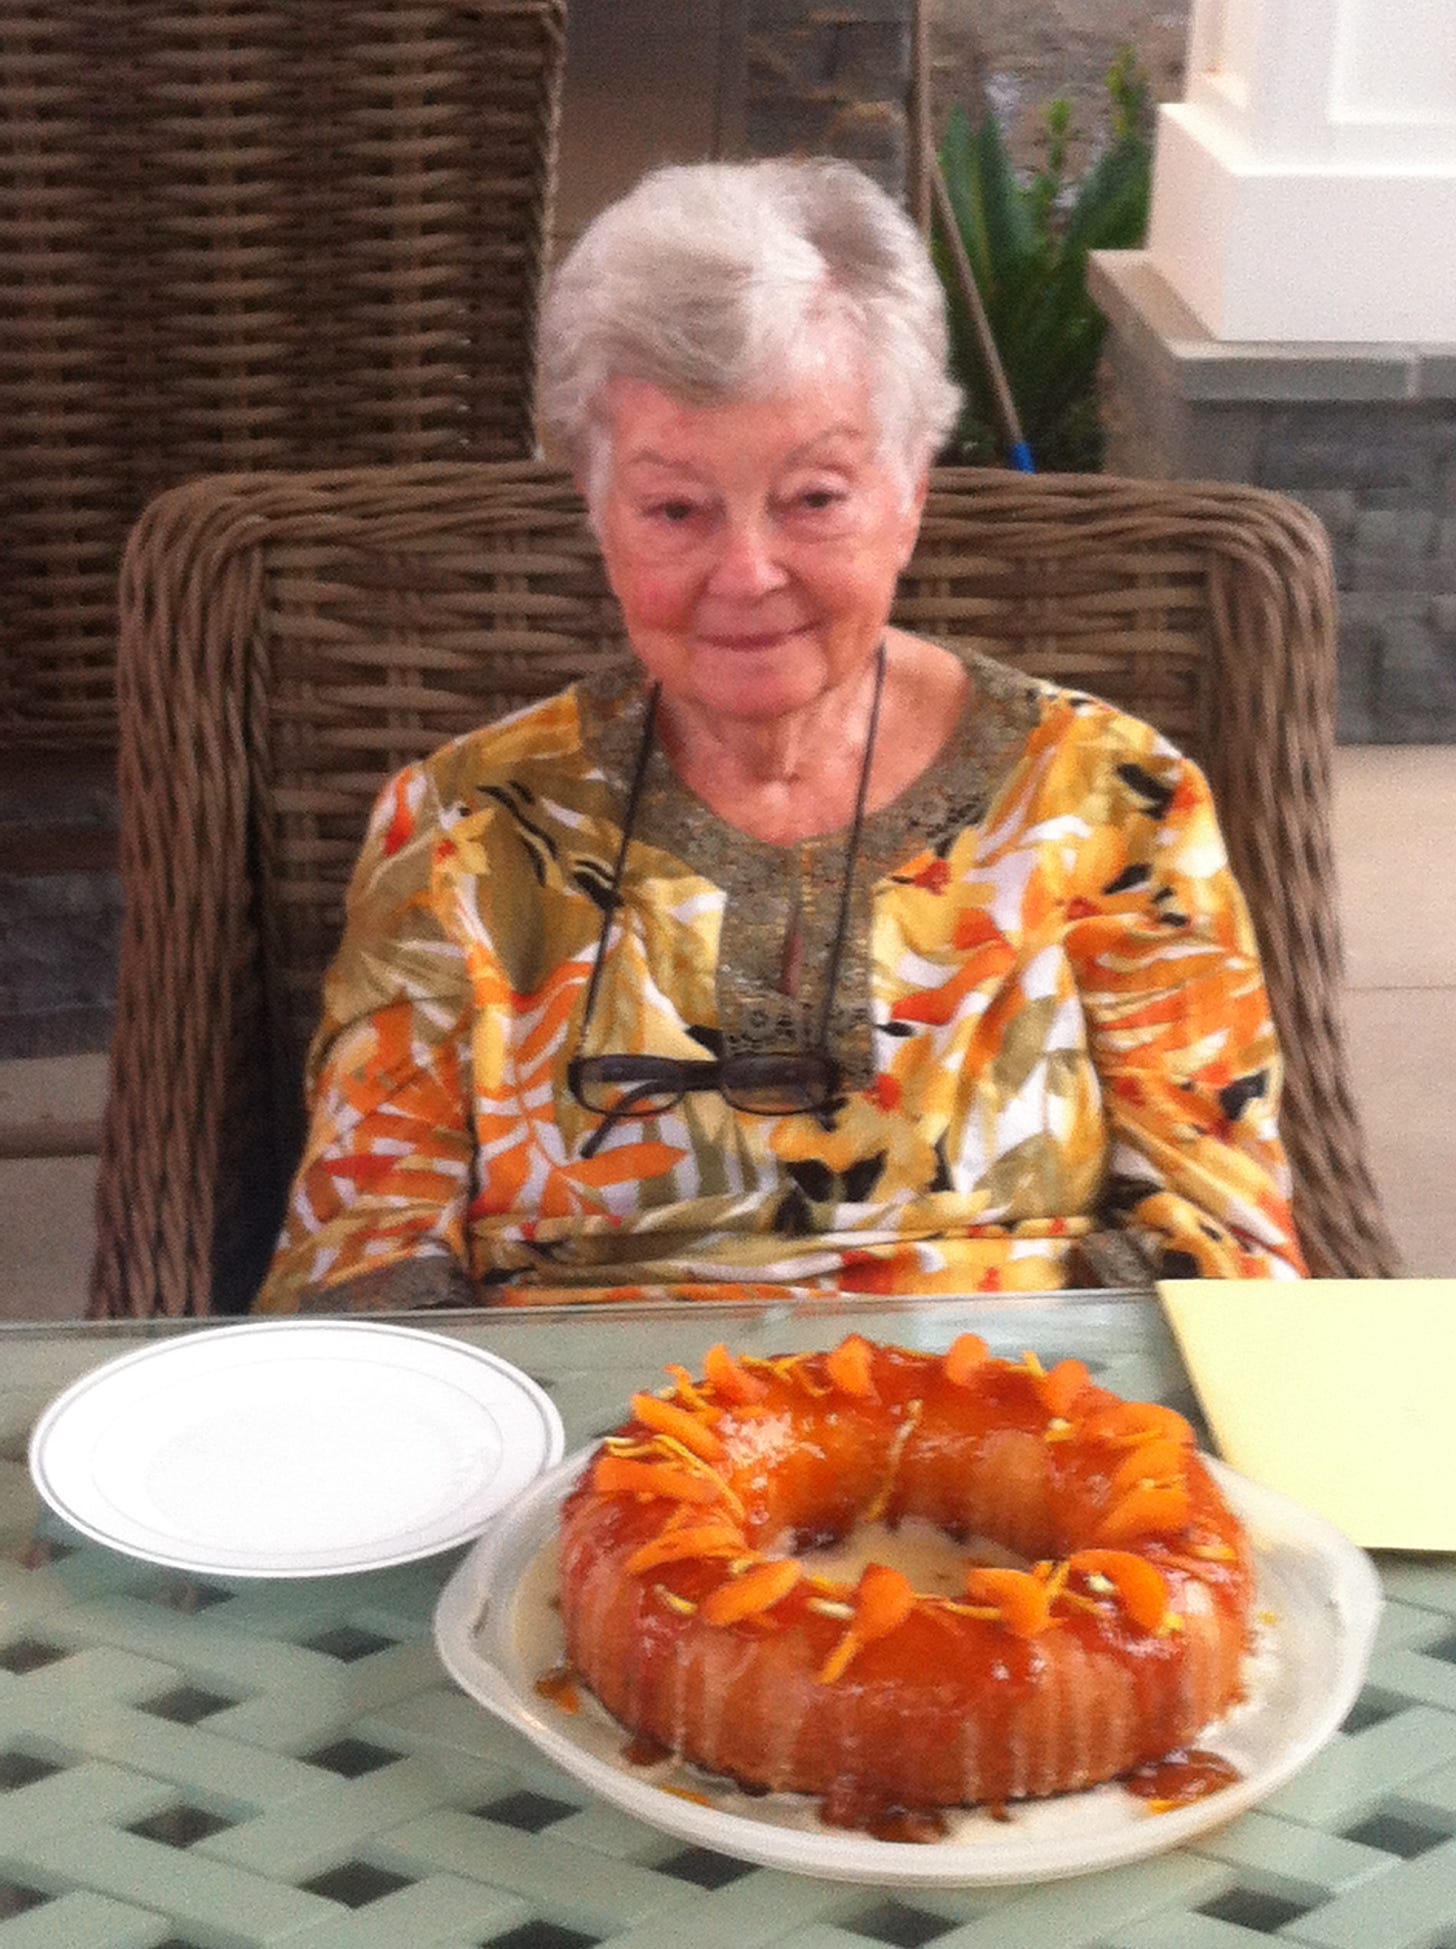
xmin=745 ymin=0 xmax=913 ymax=195
xmin=740 ymin=1 xmax=1194 ymax=195
xmin=1093 ymin=254 xmax=1456 ymax=744
xmin=1263 ymin=406 xmax=1456 ymax=743
xmin=928 ymin=0 xmax=1191 ymax=173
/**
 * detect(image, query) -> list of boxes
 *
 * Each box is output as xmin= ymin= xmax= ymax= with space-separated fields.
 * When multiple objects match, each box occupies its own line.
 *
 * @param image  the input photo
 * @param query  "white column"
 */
xmin=1148 ymin=0 xmax=1456 ymax=340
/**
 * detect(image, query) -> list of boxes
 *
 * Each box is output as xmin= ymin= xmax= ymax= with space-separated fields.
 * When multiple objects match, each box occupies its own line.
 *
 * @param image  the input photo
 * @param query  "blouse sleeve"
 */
xmin=254 ymin=761 xmax=478 ymax=1313
xmin=1062 ymin=732 xmax=1307 ymax=1281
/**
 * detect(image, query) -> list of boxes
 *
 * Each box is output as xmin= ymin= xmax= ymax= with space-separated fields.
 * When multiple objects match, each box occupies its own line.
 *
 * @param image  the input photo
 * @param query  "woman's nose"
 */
xmin=706 ymin=515 xmax=788 ymax=598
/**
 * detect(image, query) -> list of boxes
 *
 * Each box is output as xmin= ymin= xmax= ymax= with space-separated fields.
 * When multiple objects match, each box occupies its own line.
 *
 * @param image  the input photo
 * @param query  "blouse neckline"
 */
xmin=576 ymin=646 xmax=1047 ymax=1084
xmin=581 ymin=642 xmax=1046 ymax=881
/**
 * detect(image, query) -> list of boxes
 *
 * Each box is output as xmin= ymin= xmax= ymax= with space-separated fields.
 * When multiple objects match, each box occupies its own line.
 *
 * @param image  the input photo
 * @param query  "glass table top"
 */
xmin=0 ymin=1292 xmax=1452 ymax=1947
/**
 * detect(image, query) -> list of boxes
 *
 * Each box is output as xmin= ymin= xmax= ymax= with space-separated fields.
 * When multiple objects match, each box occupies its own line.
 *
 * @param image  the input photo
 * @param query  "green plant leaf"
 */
xmin=937 ymin=103 xmax=1040 ymax=310
xmin=1065 ymin=137 xmax=1152 ymax=254
xmin=932 ymin=58 xmax=1153 ymax=471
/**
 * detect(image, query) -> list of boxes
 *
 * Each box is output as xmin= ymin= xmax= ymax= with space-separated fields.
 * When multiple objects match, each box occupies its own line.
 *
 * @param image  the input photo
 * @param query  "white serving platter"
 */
xmin=434 ymin=1446 xmax=1382 ymax=1885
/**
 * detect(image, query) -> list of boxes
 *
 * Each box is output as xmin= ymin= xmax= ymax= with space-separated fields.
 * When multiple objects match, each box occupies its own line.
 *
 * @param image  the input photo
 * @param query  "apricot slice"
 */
xmin=701 ymin=1558 xmax=803 ymax=1625
xmin=1082 ymin=1401 xmax=1196 ymax=1448
xmin=1094 ymin=1480 xmax=1193 ymax=1544
xmin=825 ymin=1334 xmax=876 ymax=1397
xmin=631 ymin=1392 xmax=725 ymax=1462
xmin=1038 ymin=1357 xmax=1091 ymax=1418
xmin=854 ymin=1563 xmax=917 ymax=1640
xmin=816 ymin=1563 xmax=918 ymax=1683
xmin=943 ymin=1333 xmax=990 ymax=1387
xmin=592 ymin=1456 xmax=724 ymax=1506
xmin=704 ymin=1343 xmax=769 ymax=1405
xmin=1066 ymin=1549 xmax=1172 ymax=1632
xmin=1108 ymin=1437 xmax=1188 ymax=1500
xmin=963 ymin=1566 xmax=1053 ymax=1637
xmin=624 ymin=1523 xmax=745 ymax=1577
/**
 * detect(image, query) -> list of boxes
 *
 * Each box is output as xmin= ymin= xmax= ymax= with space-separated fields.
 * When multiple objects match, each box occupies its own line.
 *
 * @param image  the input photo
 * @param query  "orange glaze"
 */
xmin=557 ymin=1337 xmax=1254 ymax=1819
xmin=534 ymin=1664 xmax=581 ymax=1713
xmin=1124 ymin=1746 xmax=1242 ymax=1812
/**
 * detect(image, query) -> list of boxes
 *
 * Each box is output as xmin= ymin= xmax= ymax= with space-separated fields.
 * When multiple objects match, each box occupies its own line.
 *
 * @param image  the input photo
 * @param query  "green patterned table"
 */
xmin=1 ymin=1294 xmax=1453 ymax=1949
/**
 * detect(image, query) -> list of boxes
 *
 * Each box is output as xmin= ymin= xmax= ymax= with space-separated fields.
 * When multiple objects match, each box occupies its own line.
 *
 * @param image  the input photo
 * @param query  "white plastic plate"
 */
xmin=30 ymin=1320 xmax=564 ymax=1577
xmin=434 ymin=1447 xmax=1382 ymax=1885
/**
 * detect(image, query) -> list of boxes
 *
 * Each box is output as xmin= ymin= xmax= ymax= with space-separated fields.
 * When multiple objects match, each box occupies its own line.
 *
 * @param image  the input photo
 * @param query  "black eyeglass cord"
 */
xmin=815 ymin=636 xmax=886 ymax=1050
xmin=573 ymin=638 xmax=887 ymax=1155
xmin=576 ymin=680 xmax=661 ymax=1039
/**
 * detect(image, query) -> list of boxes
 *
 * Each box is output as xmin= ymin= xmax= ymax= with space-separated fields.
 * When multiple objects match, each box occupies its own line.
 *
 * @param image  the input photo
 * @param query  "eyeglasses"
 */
xmin=567 ymin=643 xmax=886 ymax=1160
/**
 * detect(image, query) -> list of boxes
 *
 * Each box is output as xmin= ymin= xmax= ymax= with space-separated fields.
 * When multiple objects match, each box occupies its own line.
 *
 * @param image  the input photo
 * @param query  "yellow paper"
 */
xmin=1158 ymin=1279 xmax=1456 ymax=1552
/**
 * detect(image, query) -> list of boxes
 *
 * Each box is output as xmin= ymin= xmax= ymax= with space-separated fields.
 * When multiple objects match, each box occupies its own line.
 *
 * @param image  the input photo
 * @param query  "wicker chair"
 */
xmin=91 ymin=460 xmax=1400 ymax=1316
xmin=0 ymin=0 xmax=565 ymax=746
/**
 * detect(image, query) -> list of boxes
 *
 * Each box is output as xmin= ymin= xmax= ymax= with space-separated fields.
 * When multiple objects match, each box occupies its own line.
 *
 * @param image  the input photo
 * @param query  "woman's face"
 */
xmin=594 ymin=353 xmax=926 ymax=726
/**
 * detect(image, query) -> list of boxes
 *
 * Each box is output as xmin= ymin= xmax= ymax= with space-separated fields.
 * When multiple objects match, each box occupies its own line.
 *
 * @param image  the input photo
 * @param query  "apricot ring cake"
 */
xmin=556 ymin=1335 xmax=1253 ymax=1820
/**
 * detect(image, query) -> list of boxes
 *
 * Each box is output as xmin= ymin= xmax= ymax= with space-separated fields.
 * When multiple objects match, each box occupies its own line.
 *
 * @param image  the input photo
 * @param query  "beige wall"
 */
xmin=555 ymin=0 xmax=742 ymax=247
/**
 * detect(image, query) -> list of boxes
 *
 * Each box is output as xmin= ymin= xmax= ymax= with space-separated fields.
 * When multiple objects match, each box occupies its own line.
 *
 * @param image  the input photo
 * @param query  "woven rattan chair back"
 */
xmin=93 ymin=460 xmax=1399 ymax=1315
xmin=1 ymin=0 xmax=565 ymax=745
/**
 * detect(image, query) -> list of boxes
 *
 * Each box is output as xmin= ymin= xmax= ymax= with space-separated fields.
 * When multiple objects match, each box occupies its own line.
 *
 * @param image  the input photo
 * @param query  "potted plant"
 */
xmin=934 ymin=49 xmax=1153 ymax=471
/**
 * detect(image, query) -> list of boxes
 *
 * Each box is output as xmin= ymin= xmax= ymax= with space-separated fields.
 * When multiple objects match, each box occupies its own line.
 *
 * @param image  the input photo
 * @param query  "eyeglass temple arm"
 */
xmin=577 ymin=1073 xmax=693 ymax=1161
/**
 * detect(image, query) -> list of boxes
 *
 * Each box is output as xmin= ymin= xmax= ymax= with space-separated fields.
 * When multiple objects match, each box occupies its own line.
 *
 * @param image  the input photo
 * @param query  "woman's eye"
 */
xmin=796 ymin=487 xmax=847 ymax=514
xmin=651 ymin=500 xmax=699 ymax=525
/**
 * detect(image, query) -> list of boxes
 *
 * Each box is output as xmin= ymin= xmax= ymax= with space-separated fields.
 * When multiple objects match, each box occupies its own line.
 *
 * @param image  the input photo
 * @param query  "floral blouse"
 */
xmin=255 ymin=649 xmax=1306 ymax=1312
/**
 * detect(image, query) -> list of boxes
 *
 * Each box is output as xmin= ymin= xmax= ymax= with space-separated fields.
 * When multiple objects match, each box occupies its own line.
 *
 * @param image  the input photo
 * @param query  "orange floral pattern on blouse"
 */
xmin=256 ymin=661 xmax=1306 ymax=1312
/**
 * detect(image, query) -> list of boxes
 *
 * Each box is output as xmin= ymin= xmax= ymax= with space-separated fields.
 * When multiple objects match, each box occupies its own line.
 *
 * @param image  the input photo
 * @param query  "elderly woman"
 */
xmin=256 ymin=158 xmax=1305 ymax=1315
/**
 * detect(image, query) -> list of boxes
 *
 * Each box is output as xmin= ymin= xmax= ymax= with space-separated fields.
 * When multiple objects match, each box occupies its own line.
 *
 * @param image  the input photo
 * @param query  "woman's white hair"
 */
xmin=537 ymin=158 xmax=961 ymax=504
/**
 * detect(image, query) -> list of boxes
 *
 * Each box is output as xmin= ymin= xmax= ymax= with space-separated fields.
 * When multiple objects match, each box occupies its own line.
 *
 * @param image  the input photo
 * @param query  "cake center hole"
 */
xmin=777 ymin=1517 xmax=1028 ymax=1594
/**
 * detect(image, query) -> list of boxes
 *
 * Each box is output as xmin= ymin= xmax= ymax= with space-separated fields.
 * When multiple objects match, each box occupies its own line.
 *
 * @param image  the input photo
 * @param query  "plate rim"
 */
xmin=28 ymin=1318 xmax=565 ymax=1578
xmin=433 ymin=1443 xmax=1384 ymax=1885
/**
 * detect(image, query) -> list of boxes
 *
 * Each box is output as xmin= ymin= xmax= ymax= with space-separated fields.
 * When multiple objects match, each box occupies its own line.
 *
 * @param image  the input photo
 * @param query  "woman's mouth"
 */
xmin=697 ymin=626 xmax=808 ymax=653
